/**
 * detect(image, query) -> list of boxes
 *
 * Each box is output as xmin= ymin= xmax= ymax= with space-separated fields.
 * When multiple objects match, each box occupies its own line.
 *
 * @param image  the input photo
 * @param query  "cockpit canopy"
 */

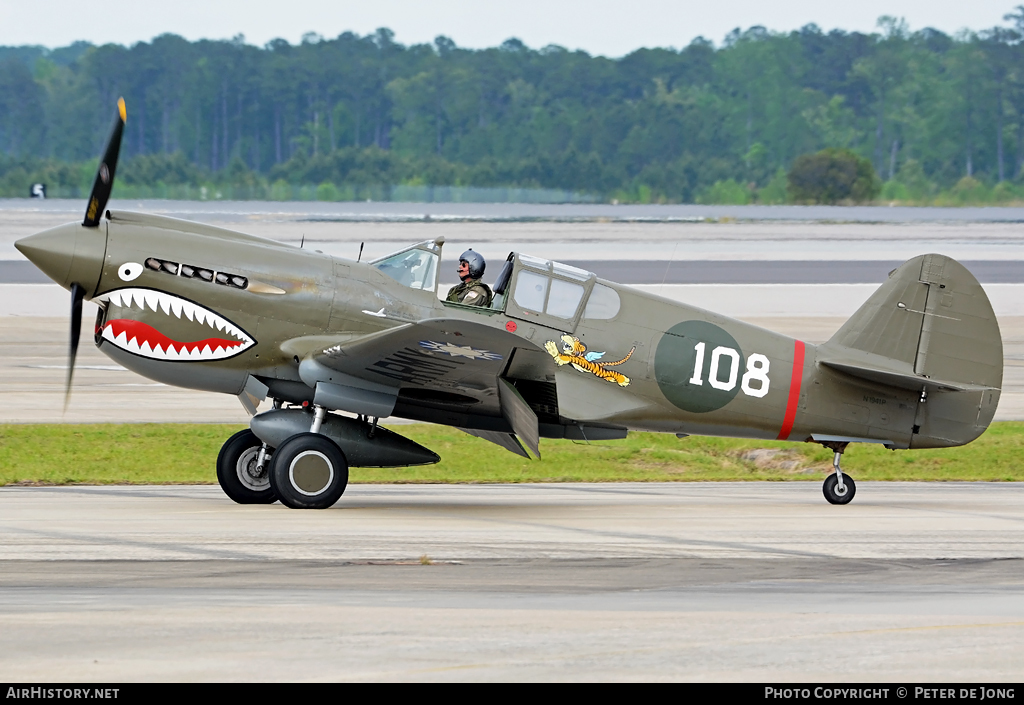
xmin=371 ymin=239 xmax=621 ymax=329
xmin=502 ymin=253 xmax=621 ymax=325
xmin=506 ymin=254 xmax=589 ymax=318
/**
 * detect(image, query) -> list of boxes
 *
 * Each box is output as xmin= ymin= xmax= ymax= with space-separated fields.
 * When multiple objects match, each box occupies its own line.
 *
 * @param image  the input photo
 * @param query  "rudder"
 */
xmin=821 ymin=254 xmax=1002 ymax=449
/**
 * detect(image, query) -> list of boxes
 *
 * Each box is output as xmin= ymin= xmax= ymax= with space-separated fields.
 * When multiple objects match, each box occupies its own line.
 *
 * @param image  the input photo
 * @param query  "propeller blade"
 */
xmin=83 ymin=98 xmax=126 ymax=227
xmin=65 ymin=282 xmax=85 ymax=411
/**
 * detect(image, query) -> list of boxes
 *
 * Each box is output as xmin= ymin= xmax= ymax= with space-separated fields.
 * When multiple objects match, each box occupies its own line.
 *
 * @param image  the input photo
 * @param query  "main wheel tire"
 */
xmin=823 ymin=473 xmax=856 ymax=505
xmin=269 ymin=432 xmax=349 ymax=510
xmin=216 ymin=429 xmax=277 ymax=504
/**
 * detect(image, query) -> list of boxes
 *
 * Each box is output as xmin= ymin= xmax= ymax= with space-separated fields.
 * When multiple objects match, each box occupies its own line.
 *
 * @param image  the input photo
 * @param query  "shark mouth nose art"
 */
xmin=94 ymin=288 xmax=255 ymax=361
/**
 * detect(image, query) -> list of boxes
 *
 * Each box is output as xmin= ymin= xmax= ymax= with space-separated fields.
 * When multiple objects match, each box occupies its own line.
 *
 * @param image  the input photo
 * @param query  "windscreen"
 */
xmin=374 ymin=249 xmax=438 ymax=291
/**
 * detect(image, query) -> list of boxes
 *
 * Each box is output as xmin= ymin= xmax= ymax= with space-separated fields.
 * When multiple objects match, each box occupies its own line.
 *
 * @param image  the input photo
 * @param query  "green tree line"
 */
xmin=5 ymin=12 xmax=1024 ymax=204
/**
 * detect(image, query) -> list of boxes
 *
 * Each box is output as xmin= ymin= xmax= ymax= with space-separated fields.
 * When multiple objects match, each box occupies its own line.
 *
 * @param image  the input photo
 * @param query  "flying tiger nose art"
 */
xmin=544 ymin=334 xmax=634 ymax=386
xmin=94 ymin=287 xmax=255 ymax=361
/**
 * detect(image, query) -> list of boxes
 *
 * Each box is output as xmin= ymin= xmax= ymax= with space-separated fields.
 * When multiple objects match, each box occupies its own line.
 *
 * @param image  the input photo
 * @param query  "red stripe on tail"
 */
xmin=776 ymin=340 xmax=805 ymax=441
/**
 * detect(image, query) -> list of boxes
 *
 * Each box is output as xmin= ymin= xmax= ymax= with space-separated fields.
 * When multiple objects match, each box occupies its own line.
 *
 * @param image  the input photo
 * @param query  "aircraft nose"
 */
xmin=15 ymin=222 xmax=106 ymax=295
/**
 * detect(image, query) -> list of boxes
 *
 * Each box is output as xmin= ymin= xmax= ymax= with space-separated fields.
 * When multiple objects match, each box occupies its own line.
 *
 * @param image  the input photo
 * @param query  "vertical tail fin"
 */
xmin=820 ymin=254 xmax=1002 ymax=448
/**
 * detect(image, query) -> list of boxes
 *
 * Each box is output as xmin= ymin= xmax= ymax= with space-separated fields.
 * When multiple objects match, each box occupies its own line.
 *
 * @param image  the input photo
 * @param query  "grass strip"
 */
xmin=1 ymin=422 xmax=1022 ymax=486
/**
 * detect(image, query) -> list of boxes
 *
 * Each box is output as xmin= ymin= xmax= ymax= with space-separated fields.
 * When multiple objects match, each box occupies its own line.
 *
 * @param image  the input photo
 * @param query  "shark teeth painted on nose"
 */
xmin=94 ymin=287 xmax=255 ymax=361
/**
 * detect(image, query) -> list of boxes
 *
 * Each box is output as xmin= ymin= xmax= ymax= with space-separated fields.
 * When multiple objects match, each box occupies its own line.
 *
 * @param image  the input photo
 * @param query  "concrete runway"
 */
xmin=7 ymin=203 xmax=1024 ymax=263
xmin=9 ymin=197 xmax=1024 ymax=222
xmin=1 ymin=483 xmax=1022 ymax=681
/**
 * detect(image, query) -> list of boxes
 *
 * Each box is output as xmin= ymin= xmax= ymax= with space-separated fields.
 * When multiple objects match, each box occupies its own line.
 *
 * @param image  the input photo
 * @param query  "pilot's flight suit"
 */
xmin=446 ymin=278 xmax=493 ymax=307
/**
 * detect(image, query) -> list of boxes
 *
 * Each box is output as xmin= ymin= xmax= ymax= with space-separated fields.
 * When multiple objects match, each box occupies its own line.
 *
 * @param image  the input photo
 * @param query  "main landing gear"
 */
xmin=269 ymin=432 xmax=349 ymax=509
xmin=215 ymin=403 xmax=350 ymax=510
xmin=820 ymin=441 xmax=856 ymax=505
xmin=216 ymin=429 xmax=277 ymax=504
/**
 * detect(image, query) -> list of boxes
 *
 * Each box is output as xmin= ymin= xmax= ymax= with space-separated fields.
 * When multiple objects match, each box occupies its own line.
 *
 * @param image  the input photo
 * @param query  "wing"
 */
xmin=290 ymin=317 xmax=551 ymax=457
xmin=584 ymin=351 xmax=605 ymax=362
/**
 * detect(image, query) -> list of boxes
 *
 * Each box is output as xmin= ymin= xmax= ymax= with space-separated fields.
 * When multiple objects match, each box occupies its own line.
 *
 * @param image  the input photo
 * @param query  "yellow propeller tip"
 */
xmin=117 ymin=97 xmax=126 ymax=122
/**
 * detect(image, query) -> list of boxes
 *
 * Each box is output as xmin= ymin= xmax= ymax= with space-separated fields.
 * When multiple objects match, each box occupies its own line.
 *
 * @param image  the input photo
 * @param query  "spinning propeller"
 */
xmin=65 ymin=282 xmax=85 ymax=410
xmin=83 ymin=98 xmax=126 ymax=228
xmin=65 ymin=98 xmax=126 ymax=409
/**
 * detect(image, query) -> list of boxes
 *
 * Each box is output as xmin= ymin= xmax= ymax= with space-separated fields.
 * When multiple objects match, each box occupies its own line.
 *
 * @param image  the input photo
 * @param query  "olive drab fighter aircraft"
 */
xmin=16 ymin=101 xmax=1004 ymax=509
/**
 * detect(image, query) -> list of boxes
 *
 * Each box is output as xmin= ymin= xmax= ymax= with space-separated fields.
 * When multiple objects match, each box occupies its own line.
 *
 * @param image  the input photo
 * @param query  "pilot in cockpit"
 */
xmin=446 ymin=249 xmax=493 ymax=307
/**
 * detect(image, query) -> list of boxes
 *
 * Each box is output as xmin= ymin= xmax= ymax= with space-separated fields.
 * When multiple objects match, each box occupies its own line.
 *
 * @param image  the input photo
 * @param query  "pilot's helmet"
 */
xmin=459 ymin=249 xmax=486 ymax=279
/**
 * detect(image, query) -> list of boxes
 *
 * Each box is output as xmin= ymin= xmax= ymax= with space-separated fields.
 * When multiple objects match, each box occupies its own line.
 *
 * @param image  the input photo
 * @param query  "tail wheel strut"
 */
xmin=820 ymin=441 xmax=856 ymax=505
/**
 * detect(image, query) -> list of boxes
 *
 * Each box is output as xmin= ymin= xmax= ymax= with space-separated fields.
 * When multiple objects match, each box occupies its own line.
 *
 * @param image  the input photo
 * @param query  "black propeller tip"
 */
xmin=65 ymin=282 xmax=85 ymax=412
xmin=83 ymin=98 xmax=126 ymax=228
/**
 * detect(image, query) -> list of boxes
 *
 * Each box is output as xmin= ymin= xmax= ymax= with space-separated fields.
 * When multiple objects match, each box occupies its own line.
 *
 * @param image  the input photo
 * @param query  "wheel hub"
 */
xmin=245 ymin=457 xmax=267 ymax=479
xmin=289 ymin=451 xmax=334 ymax=496
xmin=236 ymin=447 xmax=270 ymax=491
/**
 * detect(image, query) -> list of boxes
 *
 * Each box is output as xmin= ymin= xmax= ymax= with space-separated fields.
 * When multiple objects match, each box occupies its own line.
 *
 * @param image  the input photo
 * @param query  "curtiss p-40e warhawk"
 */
xmin=16 ymin=101 xmax=1003 ymax=508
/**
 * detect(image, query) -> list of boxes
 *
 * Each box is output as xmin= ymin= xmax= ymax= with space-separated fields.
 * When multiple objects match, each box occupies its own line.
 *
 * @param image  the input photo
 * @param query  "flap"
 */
xmin=498 ymin=378 xmax=540 ymax=458
xmin=459 ymin=428 xmax=530 ymax=459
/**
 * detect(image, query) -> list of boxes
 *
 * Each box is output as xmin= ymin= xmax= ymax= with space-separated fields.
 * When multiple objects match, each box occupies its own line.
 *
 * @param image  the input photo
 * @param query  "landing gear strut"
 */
xmin=820 ymin=441 xmax=856 ymax=505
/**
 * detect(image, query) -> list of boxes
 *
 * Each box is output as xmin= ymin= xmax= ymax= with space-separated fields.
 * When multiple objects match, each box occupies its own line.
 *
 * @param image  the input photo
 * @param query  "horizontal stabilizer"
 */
xmin=819 ymin=359 xmax=995 ymax=394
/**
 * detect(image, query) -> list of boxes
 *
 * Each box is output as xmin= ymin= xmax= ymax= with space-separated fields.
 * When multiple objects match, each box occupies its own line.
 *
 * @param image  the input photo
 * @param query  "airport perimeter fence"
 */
xmin=33 ymin=183 xmax=599 ymax=204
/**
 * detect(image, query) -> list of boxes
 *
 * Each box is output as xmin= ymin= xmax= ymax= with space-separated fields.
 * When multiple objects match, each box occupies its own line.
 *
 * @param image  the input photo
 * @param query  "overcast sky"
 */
xmin=4 ymin=1 xmax=1021 ymax=56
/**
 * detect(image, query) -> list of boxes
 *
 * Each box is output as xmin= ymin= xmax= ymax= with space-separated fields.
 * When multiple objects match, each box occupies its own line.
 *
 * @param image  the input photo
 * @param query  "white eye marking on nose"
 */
xmin=118 ymin=262 xmax=143 ymax=281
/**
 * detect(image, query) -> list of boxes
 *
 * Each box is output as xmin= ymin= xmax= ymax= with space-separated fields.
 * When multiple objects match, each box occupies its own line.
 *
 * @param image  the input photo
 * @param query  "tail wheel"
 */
xmin=269 ymin=432 xmax=349 ymax=510
xmin=823 ymin=473 xmax=856 ymax=505
xmin=216 ymin=429 xmax=277 ymax=504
